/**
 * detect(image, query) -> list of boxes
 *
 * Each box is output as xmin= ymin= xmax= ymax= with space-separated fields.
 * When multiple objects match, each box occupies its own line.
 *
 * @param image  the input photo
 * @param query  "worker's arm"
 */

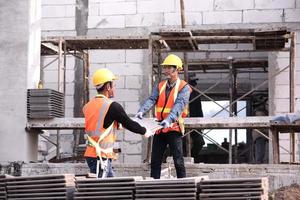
xmin=137 ymin=84 xmax=159 ymax=115
xmin=165 ymin=84 xmax=191 ymax=123
xmin=104 ymin=102 xmax=146 ymax=135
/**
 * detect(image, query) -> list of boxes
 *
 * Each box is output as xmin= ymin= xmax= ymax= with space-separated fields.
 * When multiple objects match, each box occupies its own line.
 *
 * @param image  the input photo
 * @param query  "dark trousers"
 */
xmin=86 ymin=157 xmax=114 ymax=178
xmin=151 ymin=131 xmax=186 ymax=179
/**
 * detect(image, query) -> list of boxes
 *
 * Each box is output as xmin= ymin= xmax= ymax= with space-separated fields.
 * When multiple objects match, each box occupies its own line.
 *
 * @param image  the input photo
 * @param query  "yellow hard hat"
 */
xmin=161 ymin=54 xmax=183 ymax=70
xmin=92 ymin=68 xmax=117 ymax=87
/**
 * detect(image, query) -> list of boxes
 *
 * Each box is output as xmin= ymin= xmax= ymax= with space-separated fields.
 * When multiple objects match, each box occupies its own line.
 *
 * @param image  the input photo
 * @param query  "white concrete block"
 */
xmin=114 ymin=89 xmax=139 ymax=102
xmin=65 ymin=95 xmax=74 ymax=109
xmin=274 ymin=98 xmax=290 ymax=112
xmin=125 ymin=101 xmax=140 ymax=115
xmin=255 ymin=0 xmax=295 ymax=9
xmin=163 ymin=13 xmax=181 ymax=26
xmin=137 ymin=0 xmax=175 ymax=13
xmin=276 ymin=58 xmax=290 ymax=70
xmin=89 ymin=4 xmax=99 ymax=16
xmin=89 ymin=50 xmax=126 ymax=63
xmin=203 ymin=11 xmax=242 ymax=24
xmin=115 ymin=75 xmax=125 ymax=89
xmin=44 ymin=70 xmax=59 ymax=83
xmin=66 ymin=69 xmax=74 ymax=83
xmin=124 ymin=130 xmax=143 ymax=142
xmin=43 ymin=82 xmax=58 ymax=90
xmin=297 ymin=0 xmax=300 ymax=8
xmin=42 ymin=18 xmax=75 ymax=30
xmin=65 ymin=5 xmax=75 ymax=17
xmin=285 ymin=9 xmax=300 ymax=22
xmin=186 ymin=12 xmax=203 ymax=25
xmin=275 ymin=85 xmax=290 ymax=98
xmin=124 ymin=154 xmax=142 ymax=163
xmin=126 ymin=49 xmax=147 ymax=63
xmin=275 ymin=71 xmax=289 ymax=85
xmin=175 ymin=0 xmax=213 ymax=12
xmin=65 ymin=82 xmax=74 ymax=96
xmin=88 ymin=63 xmax=106 ymax=75
xmin=210 ymin=44 xmax=237 ymax=50
xmin=243 ymin=10 xmax=283 ymax=23
xmin=42 ymin=5 xmax=66 ymax=18
xmin=125 ymin=76 xmax=142 ymax=89
xmin=248 ymin=52 xmax=268 ymax=58
xmin=65 ymin=107 xmax=73 ymax=117
xmin=88 ymin=16 xmax=125 ymax=28
xmin=99 ymin=2 xmax=136 ymax=15
xmin=107 ymin=63 xmax=144 ymax=76
xmin=42 ymin=0 xmax=75 ymax=5
xmin=215 ymin=0 xmax=254 ymax=10
xmin=42 ymin=30 xmax=76 ymax=37
xmin=125 ymin=13 xmax=163 ymax=27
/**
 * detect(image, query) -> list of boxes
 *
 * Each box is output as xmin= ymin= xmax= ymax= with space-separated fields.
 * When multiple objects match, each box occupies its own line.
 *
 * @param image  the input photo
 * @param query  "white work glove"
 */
xmin=135 ymin=112 xmax=143 ymax=119
xmin=159 ymin=119 xmax=171 ymax=128
xmin=144 ymin=128 xmax=154 ymax=138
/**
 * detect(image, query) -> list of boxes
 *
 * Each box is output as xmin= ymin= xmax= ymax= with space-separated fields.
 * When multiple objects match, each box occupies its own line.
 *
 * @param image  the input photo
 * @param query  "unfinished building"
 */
xmin=0 ymin=0 xmax=300 ymax=194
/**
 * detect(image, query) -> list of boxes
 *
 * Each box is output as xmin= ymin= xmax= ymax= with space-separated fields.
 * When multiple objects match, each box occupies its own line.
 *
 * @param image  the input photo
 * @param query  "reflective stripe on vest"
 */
xmin=155 ymin=79 xmax=190 ymax=134
xmin=83 ymin=95 xmax=116 ymax=159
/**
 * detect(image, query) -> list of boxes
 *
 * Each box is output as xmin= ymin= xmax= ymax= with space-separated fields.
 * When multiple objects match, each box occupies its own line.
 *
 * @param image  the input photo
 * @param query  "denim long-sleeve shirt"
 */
xmin=138 ymin=79 xmax=191 ymax=124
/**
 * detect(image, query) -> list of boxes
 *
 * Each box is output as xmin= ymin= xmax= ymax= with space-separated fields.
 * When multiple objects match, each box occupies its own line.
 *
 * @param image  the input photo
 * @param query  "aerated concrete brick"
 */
xmin=297 ymin=0 xmax=300 ymax=8
xmin=137 ymin=0 xmax=175 ymax=14
xmin=42 ymin=0 xmax=75 ymax=5
xmin=275 ymin=85 xmax=290 ymax=98
xmin=42 ymin=6 xmax=66 ymax=18
xmin=89 ymin=4 xmax=99 ymax=16
xmin=115 ymin=75 xmax=125 ymax=89
xmin=126 ymin=49 xmax=147 ymax=63
xmin=124 ymin=131 xmax=143 ymax=142
xmin=255 ymin=0 xmax=295 ymax=9
xmin=203 ymin=11 xmax=242 ymax=24
xmin=107 ymin=63 xmax=144 ymax=76
xmin=285 ymin=9 xmax=300 ymax=22
xmin=124 ymin=154 xmax=142 ymax=163
xmin=275 ymin=71 xmax=289 ymax=85
xmin=125 ymin=76 xmax=141 ymax=89
xmin=243 ymin=10 xmax=283 ymax=23
xmin=89 ymin=50 xmax=126 ymax=63
xmin=125 ymin=13 xmax=163 ymax=27
xmin=125 ymin=101 xmax=140 ymax=114
xmin=99 ymin=2 xmax=136 ymax=15
xmin=42 ymin=18 xmax=75 ymax=30
xmin=274 ymin=98 xmax=290 ymax=112
xmin=114 ymin=89 xmax=139 ymax=102
xmin=65 ymin=5 xmax=75 ymax=17
xmin=215 ymin=0 xmax=254 ymax=10
xmin=88 ymin=15 xmax=125 ymax=28
xmin=175 ymin=0 xmax=214 ymax=12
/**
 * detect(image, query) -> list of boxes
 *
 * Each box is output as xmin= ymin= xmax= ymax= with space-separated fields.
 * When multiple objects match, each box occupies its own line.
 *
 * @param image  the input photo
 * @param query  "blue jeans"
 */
xmin=151 ymin=131 xmax=186 ymax=179
xmin=86 ymin=157 xmax=114 ymax=178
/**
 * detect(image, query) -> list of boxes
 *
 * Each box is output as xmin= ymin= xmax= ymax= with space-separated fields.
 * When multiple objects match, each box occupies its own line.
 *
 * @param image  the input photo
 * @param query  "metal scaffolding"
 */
xmin=32 ymin=27 xmax=298 ymax=164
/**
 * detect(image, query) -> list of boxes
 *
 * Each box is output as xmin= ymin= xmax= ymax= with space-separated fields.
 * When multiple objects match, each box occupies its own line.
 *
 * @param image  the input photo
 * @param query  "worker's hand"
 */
xmin=135 ymin=112 xmax=143 ymax=119
xmin=159 ymin=120 xmax=171 ymax=128
xmin=144 ymin=128 xmax=154 ymax=138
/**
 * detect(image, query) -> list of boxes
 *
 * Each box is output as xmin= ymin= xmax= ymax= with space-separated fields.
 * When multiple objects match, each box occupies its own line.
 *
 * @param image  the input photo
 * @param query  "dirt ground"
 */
xmin=269 ymin=184 xmax=300 ymax=200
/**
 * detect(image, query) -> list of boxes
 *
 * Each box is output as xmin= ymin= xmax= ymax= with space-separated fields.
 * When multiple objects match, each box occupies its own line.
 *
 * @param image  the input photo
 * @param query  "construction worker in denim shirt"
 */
xmin=135 ymin=54 xmax=191 ymax=179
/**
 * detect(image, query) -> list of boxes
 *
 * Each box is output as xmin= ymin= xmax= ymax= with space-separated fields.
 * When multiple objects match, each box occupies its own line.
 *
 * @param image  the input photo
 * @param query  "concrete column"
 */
xmin=0 ymin=0 xmax=41 ymax=162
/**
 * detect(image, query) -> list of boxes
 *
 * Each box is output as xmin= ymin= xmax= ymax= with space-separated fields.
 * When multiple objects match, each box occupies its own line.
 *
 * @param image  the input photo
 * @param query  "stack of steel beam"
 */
xmin=135 ymin=178 xmax=199 ymax=200
xmin=74 ymin=176 xmax=142 ymax=200
xmin=27 ymin=89 xmax=64 ymax=118
xmin=198 ymin=178 xmax=268 ymax=200
xmin=5 ymin=174 xmax=75 ymax=199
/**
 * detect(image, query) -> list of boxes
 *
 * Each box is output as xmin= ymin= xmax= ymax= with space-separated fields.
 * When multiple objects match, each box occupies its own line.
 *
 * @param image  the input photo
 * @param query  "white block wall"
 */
xmin=40 ymin=0 xmax=300 ymax=163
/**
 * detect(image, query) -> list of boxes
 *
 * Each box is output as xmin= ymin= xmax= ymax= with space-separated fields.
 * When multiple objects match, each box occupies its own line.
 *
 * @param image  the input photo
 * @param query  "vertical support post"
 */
xmin=56 ymin=38 xmax=64 ymax=160
xmin=271 ymin=127 xmax=279 ymax=163
xmin=228 ymin=57 xmax=234 ymax=164
xmin=158 ymin=51 xmax=162 ymax=82
xmin=289 ymin=32 xmax=296 ymax=163
xmin=233 ymin=71 xmax=238 ymax=163
xmin=145 ymin=35 xmax=154 ymax=163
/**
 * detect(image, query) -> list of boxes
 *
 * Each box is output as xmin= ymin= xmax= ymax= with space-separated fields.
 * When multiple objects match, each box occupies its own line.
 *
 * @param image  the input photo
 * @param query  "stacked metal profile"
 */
xmin=74 ymin=176 xmax=142 ymax=200
xmin=27 ymin=89 xmax=64 ymax=118
xmin=5 ymin=174 xmax=75 ymax=199
xmin=135 ymin=178 xmax=199 ymax=200
xmin=0 ymin=175 xmax=8 ymax=200
xmin=198 ymin=178 xmax=268 ymax=200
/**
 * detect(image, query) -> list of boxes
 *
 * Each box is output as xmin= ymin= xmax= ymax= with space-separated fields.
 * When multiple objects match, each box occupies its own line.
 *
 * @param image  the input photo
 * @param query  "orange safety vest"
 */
xmin=83 ymin=96 xmax=117 ymax=159
xmin=155 ymin=79 xmax=191 ymax=134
